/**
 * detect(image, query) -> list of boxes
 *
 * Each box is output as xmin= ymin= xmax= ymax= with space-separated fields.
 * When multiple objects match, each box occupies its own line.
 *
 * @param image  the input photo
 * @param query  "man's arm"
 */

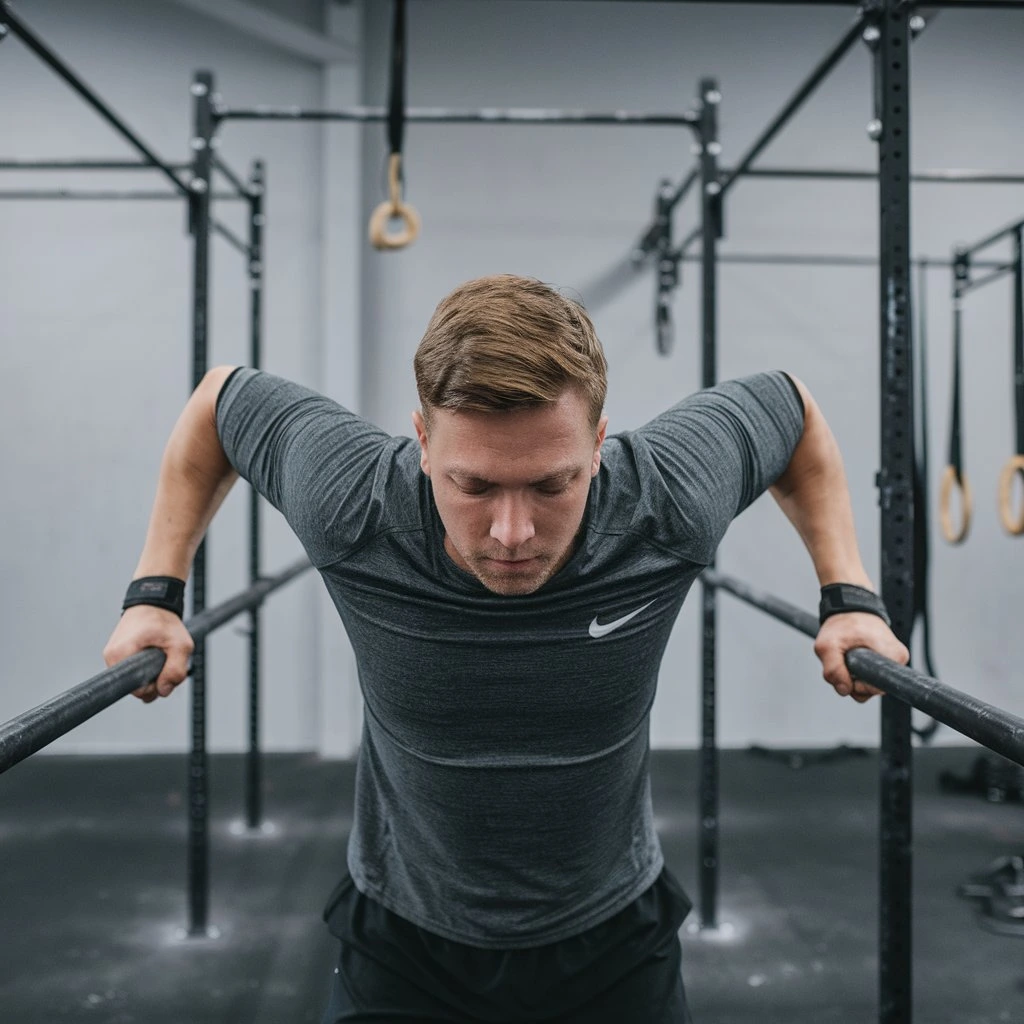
xmin=769 ymin=375 xmax=909 ymax=702
xmin=103 ymin=366 xmax=240 ymax=702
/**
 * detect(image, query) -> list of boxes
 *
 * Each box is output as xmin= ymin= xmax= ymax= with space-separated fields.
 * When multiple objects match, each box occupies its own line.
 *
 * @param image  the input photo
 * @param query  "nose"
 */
xmin=489 ymin=491 xmax=536 ymax=552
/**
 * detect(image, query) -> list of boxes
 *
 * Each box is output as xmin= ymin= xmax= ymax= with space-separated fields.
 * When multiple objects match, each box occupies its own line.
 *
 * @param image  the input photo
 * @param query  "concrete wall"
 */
xmin=1 ymin=0 xmax=1022 ymax=759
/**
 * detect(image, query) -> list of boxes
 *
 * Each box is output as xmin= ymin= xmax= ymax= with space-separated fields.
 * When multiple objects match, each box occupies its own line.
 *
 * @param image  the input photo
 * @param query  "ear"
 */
xmin=411 ymin=409 xmax=431 ymax=476
xmin=591 ymin=414 xmax=608 ymax=476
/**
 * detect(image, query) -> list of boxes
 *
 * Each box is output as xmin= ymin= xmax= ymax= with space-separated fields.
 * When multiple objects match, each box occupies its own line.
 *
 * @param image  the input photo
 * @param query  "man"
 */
xmin=104 ymin=274 xmax=908 ymax=1023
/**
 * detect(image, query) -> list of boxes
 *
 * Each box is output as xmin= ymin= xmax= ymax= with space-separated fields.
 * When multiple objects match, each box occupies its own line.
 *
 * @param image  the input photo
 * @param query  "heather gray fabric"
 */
xmin=216 ymin=368 xmax=803 ymax=949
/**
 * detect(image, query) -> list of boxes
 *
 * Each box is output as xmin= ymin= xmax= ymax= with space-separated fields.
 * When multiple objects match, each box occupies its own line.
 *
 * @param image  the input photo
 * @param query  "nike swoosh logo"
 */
xmin=588 ymin=601 xmax=654 ymax=639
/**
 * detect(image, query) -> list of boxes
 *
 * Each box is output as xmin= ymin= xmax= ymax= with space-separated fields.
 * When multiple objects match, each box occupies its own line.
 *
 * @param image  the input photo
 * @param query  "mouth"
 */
xmin=485 ymin=557 xmax=539 ymax=571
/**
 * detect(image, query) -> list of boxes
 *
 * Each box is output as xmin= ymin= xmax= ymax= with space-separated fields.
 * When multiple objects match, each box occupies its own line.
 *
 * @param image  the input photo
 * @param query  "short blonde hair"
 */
xmin=414 ymin=274 xmax=607 ymax=429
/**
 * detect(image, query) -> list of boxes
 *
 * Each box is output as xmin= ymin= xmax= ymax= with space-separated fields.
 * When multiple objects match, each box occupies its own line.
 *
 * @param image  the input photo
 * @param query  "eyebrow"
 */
xmin=446 ymin=465 xmax=583 ymax=487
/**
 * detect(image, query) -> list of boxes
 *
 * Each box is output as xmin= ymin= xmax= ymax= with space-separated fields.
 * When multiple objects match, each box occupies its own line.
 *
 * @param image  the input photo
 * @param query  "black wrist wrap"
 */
xmin=819 ymin=583 xmax=891 ymax=628
xmin=122 ymin=576 xmax=186 ymax=619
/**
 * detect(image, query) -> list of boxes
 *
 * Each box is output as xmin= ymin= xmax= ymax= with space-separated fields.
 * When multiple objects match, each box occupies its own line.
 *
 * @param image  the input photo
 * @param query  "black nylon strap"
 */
xmin=819 ymin=583 xmax=891 ymax=628
xmin=122 ymin=576 xmax=186 ymax=618
xmin=1013 ymin=228 xmax=1024 ymax=455
xmin=949 ymin=254 xmax=969 ymax=477
xmin=912 ymin=260 xmax=940 ymax=740
xmin=386 ymin=0 xmax=407 ymax=157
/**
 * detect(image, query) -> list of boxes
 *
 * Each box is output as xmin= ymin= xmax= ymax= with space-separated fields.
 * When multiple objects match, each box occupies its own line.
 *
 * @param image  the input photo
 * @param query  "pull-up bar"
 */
xmin=961 ymin=214 xmax=1024 ymax=261
xmin=0 ymin=159 xmax=192 ymax=172
xmin=0 ymin=2 xmax=188 ymax=196
xmin=0 ymin=189 xmax=243 ymax=202
xmin=719 ymin=11 xmax=868 ymax=195
xmin=215 ymin=104 xmax=698 ymax=128
xmin=702 ymin=570 xmax=1024 ymax=769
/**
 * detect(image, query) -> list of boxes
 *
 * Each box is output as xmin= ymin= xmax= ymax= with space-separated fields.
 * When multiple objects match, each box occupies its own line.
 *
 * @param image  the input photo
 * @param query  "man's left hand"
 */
xmin=813 ymin=613 xmax=910 ymax=703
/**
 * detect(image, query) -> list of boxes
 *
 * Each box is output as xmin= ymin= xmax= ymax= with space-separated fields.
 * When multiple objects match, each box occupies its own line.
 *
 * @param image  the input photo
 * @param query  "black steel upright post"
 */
xmin=246 ymin=160 xmax=265 ymax=832
xmin=697 ymin=76 xmax=722 ymax=931
xmin=874 ymin=6 xmax=915 ymax=1021
xmin=187 ymin=70 xmax=215 ymax=938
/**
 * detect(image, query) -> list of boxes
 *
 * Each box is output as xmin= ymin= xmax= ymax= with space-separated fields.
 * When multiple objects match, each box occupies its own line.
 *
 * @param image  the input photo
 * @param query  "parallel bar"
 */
xmin=670 ymin=165 xmax=700 ymax=206
xmin=0 ymin=4 xmax=187 ymax=196
xmin=212 ymin=154 xmax=250 ymax=198
xmin=719 ymin=12 xmax=869 ymax=195
xmin=218 ymin=105 xmax=698 ymax=127
xmin=702 ymin=571 xmax=1024 ymax=768
xmin=876 ymin=6 xmax=915 ymax=1020
xmin=958 ymin=262 xmax=1016 ymax=296
xmin=212 ymin=219 xmax=251 ymax=256
xmin=727 ymin=166 xmax=1024 ymax=185
xmin=0 ymin=159 xmax=191 ymax=171
xmin=0 ymin=190 xmax=240 ymax=201
xmin=963 ymin=216 xmax=1024 ymax=259
xmin=697 ymin=78 xmax=721 ymax=933
xmin=679 ymin=252 xmax=1006 ymax=270
xmin=674 ymin=225 xmax=703 ymax=259
xmin=0 ymin=558 xmax=313 ymax=777
xmin=187 ymin=70 xmax=215 ymax=939
xmin=184 ymin=560 xmax=311 ymax=640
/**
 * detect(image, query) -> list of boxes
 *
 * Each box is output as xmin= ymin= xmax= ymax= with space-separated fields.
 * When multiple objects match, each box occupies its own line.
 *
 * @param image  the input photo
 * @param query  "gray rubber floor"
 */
xmin=0 ymin=747 xmax=1019 ymax=1023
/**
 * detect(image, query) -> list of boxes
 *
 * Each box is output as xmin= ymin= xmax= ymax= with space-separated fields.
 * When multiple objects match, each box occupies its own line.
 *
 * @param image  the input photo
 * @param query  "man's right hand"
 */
xmin=103 ymin=607 xmax=195 ymax=703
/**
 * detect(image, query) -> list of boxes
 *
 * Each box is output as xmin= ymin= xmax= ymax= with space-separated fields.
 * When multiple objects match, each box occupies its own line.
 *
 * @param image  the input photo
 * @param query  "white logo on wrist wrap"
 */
xmin=588 ymin=601 xmax=654 ymax=639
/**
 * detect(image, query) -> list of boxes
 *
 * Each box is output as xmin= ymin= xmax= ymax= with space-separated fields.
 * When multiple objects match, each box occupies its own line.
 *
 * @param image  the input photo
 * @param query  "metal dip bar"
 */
xmin=702 ymin=569 xmax=1024 ymax=768
xmin=0 ymin=558 xmax=313 ymax=777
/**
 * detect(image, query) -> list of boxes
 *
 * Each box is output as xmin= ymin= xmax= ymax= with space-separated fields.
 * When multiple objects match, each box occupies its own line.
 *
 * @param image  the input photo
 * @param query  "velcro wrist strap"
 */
xmin=819 ymin=583 xmax=891 ymax=627
xmin=122 ymin=576 xmax=186 ymax=619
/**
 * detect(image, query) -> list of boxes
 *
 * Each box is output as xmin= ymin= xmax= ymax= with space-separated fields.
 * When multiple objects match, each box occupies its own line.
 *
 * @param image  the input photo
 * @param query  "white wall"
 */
xmin=356 ymin=0 xmax=1024 ymax=750
xmin=0 ymin=0 xmax=339 ymax=753
xmin=2 ymin=0 xmax=1022 ymax=758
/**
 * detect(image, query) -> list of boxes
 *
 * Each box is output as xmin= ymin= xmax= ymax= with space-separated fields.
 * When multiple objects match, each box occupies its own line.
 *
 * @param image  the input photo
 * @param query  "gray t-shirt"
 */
xmin=217 ymin=368 xmax=803 ymax=949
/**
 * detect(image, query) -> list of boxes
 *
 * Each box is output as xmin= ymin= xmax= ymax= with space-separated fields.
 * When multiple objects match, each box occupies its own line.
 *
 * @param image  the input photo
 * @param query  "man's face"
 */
xmin=412 ymin=390 xmax=607 ymax=596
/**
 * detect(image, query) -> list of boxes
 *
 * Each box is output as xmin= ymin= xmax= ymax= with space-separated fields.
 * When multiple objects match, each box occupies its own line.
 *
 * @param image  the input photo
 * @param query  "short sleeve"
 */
xmin=216 ymin=368 xmax=398 ymax=567
xmin=631 ymin=371 xmax=805 ymax=563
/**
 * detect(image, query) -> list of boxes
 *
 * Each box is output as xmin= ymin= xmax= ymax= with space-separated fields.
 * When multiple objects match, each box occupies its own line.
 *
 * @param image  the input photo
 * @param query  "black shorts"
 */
xmin=320 ymin=867 xmax=694 ymax=1024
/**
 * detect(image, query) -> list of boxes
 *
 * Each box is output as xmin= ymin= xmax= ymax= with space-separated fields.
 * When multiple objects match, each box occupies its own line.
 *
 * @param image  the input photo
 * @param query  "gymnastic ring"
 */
xmin=997 ymin=454 xmax=1024 ymax=535
xmin=369 ymin=198 xmax=421 ymax=250
xmin=939 ymin=464 xmax=972 ymax=545
xmin=369 ymin=152 xmax=420 ymax=250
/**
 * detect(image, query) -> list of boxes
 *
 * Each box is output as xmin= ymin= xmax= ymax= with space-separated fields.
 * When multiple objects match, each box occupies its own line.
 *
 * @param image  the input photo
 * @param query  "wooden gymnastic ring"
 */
xmin=997 ymin=454 xmax=1024 ymax=535
xmin=369 ymin=152 xmax=420 ymax=251
xmin=368 ymin=199 xmax=421 ymax=250
xmin=939 ymin=464 xmax=972 ymax=545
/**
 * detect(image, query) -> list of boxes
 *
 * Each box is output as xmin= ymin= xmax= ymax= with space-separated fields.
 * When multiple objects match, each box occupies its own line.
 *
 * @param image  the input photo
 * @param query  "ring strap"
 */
xmin=369 ymin=0 xmax=420 ymax=251
xmin=1000 ymin=228 xmax=1024 ymax=535
xmin=386 ymin=0 xmax=407 ymax=160
xmin=941 ymin=257 xmax=972 ymax=544
xmin=912 ymin=259 xmax=940 ymax=740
